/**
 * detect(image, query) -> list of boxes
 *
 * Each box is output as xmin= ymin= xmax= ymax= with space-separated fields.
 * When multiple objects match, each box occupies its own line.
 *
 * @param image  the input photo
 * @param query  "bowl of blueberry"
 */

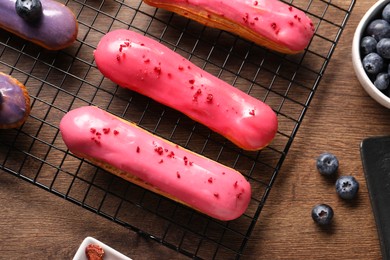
xmin=352 ymin=0 xmax=390 ymax=109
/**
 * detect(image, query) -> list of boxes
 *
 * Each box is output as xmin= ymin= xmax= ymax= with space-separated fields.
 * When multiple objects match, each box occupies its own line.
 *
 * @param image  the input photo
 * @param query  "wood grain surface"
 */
xmin=0 ymin=0 xmax=387 ymax=259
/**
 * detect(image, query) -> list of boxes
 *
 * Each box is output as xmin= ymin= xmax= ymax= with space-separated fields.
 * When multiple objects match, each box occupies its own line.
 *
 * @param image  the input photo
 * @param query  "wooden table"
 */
xmin=0 ymin=0 xmax=387 ymax=259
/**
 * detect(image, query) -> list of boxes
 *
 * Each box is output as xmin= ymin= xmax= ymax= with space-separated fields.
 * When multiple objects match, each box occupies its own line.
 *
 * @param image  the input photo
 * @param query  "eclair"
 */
xmin=0 ymin=72 xmax=31 ymax=129
xmin=0 ymin=0 xmax=78 ymax=50
xmin=60 ymin=106 xmax=252 ymax=221
xmin=94 ymin=29 xmax=278 ymax=151
xmin=143 ymin=0 xmax=315 ymax=54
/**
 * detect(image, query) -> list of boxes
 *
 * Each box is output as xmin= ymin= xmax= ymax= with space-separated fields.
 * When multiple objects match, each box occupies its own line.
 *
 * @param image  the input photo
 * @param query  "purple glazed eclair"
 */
xmin=0 ymin=72 xmax=31 ymax=129
xmin=0 ymin=0 xmax=78 ymax=50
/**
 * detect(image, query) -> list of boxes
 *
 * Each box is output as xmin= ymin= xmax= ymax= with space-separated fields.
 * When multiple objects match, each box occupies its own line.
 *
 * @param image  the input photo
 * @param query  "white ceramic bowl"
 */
xmin=352 ymin=0 xmax=390 ymax=109
xmin=73 ymin=237 xmax=132 ymax=260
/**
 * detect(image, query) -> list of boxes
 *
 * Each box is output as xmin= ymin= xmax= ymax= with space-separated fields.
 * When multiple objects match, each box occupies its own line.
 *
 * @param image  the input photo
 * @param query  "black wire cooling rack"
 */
xmin=0 ymin=0 xmax=355 ymax=258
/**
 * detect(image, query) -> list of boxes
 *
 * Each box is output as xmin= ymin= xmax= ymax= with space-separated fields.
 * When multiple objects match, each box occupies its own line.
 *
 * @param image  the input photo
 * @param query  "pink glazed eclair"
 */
xmin=94 ymin=29 xmax=278 ymax=151
xmin=60 ymin=106 xmax=251 ymax=221
xmin=143 ymin=0 xmax=315 ymax=54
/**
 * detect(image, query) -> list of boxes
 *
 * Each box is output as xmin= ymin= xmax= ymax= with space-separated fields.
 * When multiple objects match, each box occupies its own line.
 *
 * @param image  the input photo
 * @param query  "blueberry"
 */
xmin=383 ymin=3 xmax=390 ymax=22
xmin=316 ymin=152 xmax=339 ymax=176
xmin=377 ymin=38 xmax=390 ymax=59
xmin=15 ymin=0 xmax=42 ymax=23
xmin=374 ymin=72 xmax=390 ymax=90
xmin=335 ymin=176 xmax=359 ymax=200
xmin=366 ymin=19 xmax=390 ymax=41
xmin=311 ymin=204 xmax=334 ymax=226
xmin=362 ymin=52 xmax=384 ymax=75
xmin=360 ymin=36 xmax=377 ymax=56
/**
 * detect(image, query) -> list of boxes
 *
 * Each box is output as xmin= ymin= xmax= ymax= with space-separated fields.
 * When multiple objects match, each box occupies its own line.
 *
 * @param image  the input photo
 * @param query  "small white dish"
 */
xmin=352 ymin=0 xmax=390 ymax=108
xmin=73 ymin=236 xmax=132 ymax=260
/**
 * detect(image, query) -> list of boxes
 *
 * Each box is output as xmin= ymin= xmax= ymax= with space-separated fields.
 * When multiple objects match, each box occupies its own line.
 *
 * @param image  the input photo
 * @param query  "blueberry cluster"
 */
xmin=311 ymin=153 xmax=359 ymax=226
xmin=361 ymin=3 xmax=390 ymax=95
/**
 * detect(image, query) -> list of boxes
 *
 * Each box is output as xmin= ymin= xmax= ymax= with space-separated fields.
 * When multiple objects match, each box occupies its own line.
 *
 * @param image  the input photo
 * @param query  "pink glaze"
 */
xmin=144 ymin=0 xmax=315 ymax=53
xmin=94 ymin=29 xmax=278 ymax=151
xmin=60 ymin=106 xmax=251 ymax=221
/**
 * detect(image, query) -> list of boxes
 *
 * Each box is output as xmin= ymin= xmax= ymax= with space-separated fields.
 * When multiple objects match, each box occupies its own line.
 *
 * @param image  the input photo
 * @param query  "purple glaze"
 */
xmin=0 ymin=0 xmax=78 ymax=50
xmin=0 ymin=73 xmax=28 ymax=126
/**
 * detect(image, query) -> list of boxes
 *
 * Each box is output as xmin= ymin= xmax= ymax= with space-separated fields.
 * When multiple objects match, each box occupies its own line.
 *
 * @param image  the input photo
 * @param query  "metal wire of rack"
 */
xmin=0 ymin=0 xmax=355 ymax=258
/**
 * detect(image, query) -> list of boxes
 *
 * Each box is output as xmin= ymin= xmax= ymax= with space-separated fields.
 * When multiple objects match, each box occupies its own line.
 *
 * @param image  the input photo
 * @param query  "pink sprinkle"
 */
xmin=193 ymin=89 xmax=202 ymax=101
xmin=154 ymin=67 xmax=161 ymax=75
xmin=155 ymin=146 xmax=164 ymax=155
xmin=206 ymin=94 xmax=213 ymax=103
xmin=91 ymin=137 xmax=101 ymax=146
xmin=243 ymin=13 xmax=249 ymax=23
xmin=294 ymin=15 xmax=301 ymax=22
